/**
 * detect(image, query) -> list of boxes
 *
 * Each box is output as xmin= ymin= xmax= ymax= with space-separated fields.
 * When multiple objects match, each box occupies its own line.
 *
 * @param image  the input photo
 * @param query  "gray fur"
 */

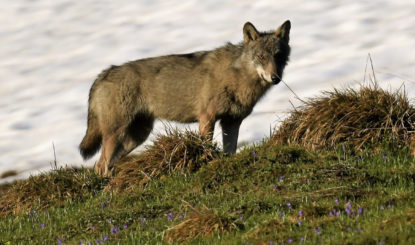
xmin=79 ymin=21 xmax=291 ymax=176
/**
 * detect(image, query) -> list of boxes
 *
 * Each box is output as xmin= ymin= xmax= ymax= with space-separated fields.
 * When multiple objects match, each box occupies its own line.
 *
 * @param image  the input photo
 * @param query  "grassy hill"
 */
xmin=1 ymin=83 xmax=415 ymax=244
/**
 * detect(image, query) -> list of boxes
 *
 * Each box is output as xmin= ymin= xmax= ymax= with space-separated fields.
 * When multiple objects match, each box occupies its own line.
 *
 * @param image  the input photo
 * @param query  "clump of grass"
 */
xmin=271 ymin=83 xmax=415 ymax=153
xmin=164 ymin=207 xmax=238 ymax=243
xmin=0 ymin=167 xmax=107 ymax=216
xmin=0 ymin=182 xmax=12 ymax=198
xmin=195 ymin=144 xmax=316 ymax=192
xmin=105 ymin=129 xmax=220 ymax=192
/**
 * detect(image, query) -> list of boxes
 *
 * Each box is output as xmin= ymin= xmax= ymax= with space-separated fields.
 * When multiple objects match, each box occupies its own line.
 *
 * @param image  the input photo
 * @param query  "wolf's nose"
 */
xmin=271 ymin=75 xmax=279 ymax=83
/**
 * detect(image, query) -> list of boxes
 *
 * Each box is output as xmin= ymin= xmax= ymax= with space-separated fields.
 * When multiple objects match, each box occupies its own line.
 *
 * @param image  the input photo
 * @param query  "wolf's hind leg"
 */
xmin=95 ymin=134 xmax=118 ymax=176
xmin=98 ymin=114 xmax=154 ymax=176
xmin=220 ymin=117 xmax=243 ymax=154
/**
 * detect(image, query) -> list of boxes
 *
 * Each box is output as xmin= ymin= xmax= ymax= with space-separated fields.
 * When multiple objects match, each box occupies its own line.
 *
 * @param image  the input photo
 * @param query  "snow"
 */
xmin=1 ymin=0 xmax=415 ymax=183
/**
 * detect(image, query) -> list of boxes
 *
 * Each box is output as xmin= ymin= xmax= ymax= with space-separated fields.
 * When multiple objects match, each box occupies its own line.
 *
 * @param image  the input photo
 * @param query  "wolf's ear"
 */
xmin=243 ymin=22 xmax=260 ymax=44
xmin=275 ymin=20 xmax=291 ymax=43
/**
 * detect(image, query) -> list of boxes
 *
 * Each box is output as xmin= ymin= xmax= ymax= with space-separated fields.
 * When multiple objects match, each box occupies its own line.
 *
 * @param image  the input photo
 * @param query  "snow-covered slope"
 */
xmin=1 ymin=0 xmax=414 ymax=183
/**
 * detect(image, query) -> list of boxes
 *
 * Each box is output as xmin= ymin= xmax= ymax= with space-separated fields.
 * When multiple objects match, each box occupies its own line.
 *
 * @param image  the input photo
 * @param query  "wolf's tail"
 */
xmin=79 ymin=110 xmax=102 ymax=160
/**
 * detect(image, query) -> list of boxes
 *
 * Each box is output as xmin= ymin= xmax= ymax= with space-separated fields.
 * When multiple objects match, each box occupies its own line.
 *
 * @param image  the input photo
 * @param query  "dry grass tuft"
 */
xmin=0 ymin=182 xmax=13 ymax=199
xmin=105 ymin=129 xmax=220 ymax=192
xmin=244 ymin=217 xmax=285 ymax=241
xmin=271 ymin=83 xmax=415 ymax=153
xmin=0 ymin=168 xmax=107 ymax=216
xmin=164 ymin=207 xmax=238 ymax=243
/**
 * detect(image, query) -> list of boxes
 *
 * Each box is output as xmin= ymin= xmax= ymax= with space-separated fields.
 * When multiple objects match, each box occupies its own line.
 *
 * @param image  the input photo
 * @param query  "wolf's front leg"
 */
xmin=220 ymin=117 xmax=243 ymax=154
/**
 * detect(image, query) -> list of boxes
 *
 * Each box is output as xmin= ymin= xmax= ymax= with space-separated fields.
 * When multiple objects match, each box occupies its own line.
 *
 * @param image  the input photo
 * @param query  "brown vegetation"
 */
xmin=165 ymin=207 xmax=238 ymax=243
xmin=0 ymin=168 xmax=107 ymax=216
xmin=105 ymin=129 xmax=220 ymax=192
xmin=271 ymin=83 xmax=415 ymax=153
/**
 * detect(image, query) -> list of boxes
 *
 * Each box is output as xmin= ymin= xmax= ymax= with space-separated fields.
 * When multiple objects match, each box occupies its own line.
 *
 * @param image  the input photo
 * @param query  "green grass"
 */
xmin=1 ymin=140 xmax=414 ymax=244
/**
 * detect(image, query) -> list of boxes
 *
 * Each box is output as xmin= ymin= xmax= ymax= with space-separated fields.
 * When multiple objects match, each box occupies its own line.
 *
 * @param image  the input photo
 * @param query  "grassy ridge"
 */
xmin=1 ymin=83 xmax=415 ymax=244
xmin=1 ymin=138 xmax=414 ymax=244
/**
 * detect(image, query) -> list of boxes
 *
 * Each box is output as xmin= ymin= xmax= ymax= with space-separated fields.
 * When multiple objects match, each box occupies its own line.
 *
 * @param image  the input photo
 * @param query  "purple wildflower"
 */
xmin=167 ymin=212 xmax=174 ymax=222
xmin=314 ymin=227 xmax=321 ymax=235
xmin=111 ymin=225 xmax=119 ymax=235
xmin=280 ymin=210 xmax=284 ymax=218
xmin=342 ymin=144 xmax=345 ymax=151
xmin=101 ymin=236 xmax=109 ymax=242
xmin=239 ymin=215 xmax=243 ymax=221
xmin=345 ymin=208 xmax=351 ymax=215
xmin=382 ymin=153 xmax=387 ymax=158
xmin=299 ymin=210 xmax=303 ymax=217
xmin=387 ymin=204 xmax=392 ymax=209
xmin=179 ymin=213 xmax=185 ymax=219
xmin=273 ymin=184 xmax=278 ymax=189
xmin=252 ymin=150 xmax=257 ymax=157
xmin=279 ymin=176 xmax=284 ymax=181
xmin=286 ymin=202 xmax=291 ymax=209
xmin=335 ymin=198 xmax=339 ymax=204
xmin=40 ymin=223 xmax=45 ymax=229
xmin=380 ymin=205 xmax=385 ymax=210
xmin=297 ymin=220 xmax=303 ymax=226
xmin=329 ymin=210 xmax=334 ymax=216
xmin=300 ymin=236 xmax=305 ymax=242
xmin=347 ymin=226 xmax=351 ymax=231
xmin=346 ymin=202 xmax=352 ymax=209
xmin=336 ymin=210 xmax=341 ymax=216
xmin=141 ymin=217 xmax=146 ymax=224
xmin=269 ymin=241 xmax=273 ymax=245
xmin=101 ymin=203 xmax=106 ymax=208
xmin=57 ymin=238 xmax=64 ymax=245
xmin=123 ymin=224 xmax=128 ymax=229
xmin=287 ymin=238 xmax=293 ymax=243
xmin=95 ymin=240 xmax=99 ymax=245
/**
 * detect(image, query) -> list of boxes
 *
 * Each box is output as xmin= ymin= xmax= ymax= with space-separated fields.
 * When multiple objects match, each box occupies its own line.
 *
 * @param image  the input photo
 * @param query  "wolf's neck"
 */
xmin=230 ymin=59 xmax=272 ymax=109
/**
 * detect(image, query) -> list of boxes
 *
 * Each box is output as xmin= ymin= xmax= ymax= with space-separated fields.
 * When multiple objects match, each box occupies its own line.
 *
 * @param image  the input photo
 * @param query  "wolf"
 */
xmin=79 ymin=20 xmax=291 ymax=176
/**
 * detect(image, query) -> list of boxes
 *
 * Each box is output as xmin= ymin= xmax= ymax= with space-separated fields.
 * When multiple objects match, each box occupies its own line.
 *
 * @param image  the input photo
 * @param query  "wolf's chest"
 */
xmin=218 ymin=85 xmax=268 ymax=119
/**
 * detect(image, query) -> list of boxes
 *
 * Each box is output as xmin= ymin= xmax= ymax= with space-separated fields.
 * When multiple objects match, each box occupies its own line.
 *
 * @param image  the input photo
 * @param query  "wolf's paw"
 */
xmin=95 ymin=163 xmax=107 ymax=176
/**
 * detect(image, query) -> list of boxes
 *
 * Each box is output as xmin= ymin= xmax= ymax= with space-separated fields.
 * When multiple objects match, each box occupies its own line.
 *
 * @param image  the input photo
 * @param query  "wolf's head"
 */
xmin=243 ymin=20 xmax=291 ymax=85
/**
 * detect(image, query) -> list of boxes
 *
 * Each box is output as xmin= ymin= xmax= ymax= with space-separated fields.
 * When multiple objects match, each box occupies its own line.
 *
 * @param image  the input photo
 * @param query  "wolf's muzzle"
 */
xmin=271 ymin=75 xmax=280 ymax=84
